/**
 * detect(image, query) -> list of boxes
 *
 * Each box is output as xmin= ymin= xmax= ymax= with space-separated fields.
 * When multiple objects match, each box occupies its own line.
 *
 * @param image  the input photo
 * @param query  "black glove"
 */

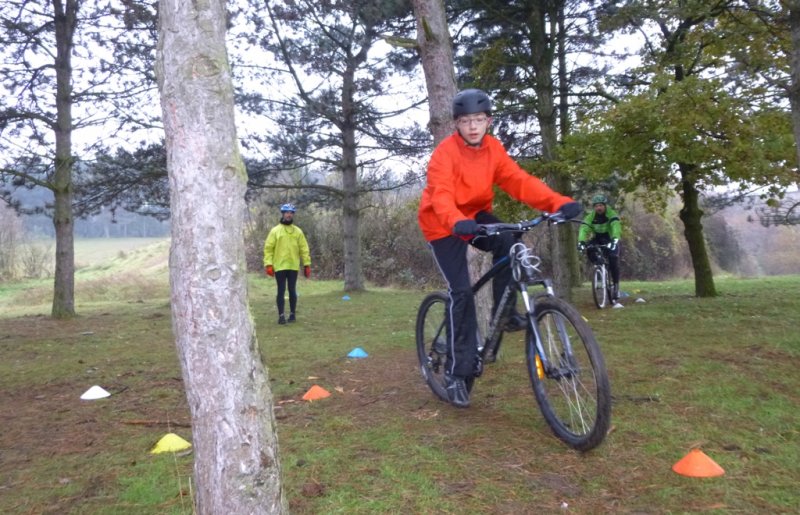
xmin=577 ymin=241 xmax=586 ymax=252
xmin=454 ymin=219 xmax=479 ymax=236
xmin=557 ymin=201 xmax=583 ymax=220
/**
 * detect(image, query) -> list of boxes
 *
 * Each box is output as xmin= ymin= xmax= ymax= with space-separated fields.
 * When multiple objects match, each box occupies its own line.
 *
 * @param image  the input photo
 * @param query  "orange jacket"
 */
xmin=418 ymin=132 xmax=574 ymax=241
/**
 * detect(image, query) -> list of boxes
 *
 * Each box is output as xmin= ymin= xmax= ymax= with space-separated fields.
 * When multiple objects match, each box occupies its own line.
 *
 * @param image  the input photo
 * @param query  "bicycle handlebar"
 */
xmin=475 ymin=212 xmax=571 ymax=237
xmin=583 ymin=242 xmax=613 ymax=250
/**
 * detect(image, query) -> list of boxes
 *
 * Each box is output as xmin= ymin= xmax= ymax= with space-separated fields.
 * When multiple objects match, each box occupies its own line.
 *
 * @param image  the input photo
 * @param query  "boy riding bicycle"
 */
xmin=577 ymin=194 xmax=622 ymax=304
xmin=417 ymin=88 xmax=581 ymax=408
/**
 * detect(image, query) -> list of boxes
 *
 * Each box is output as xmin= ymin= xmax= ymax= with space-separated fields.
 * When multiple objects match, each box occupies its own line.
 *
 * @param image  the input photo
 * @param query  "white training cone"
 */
xmin=150 ymin=433 xmax=192 ymax=454
xmin=636 ymin=297 xmax=646 ymax=303
xmin=80 ymin=385 xmax=111 ymax=400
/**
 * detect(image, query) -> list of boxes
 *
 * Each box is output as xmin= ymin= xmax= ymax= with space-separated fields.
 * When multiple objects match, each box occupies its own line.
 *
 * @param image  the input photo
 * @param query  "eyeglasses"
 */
xmin=456 ymin=115 xmax=489 ymax=127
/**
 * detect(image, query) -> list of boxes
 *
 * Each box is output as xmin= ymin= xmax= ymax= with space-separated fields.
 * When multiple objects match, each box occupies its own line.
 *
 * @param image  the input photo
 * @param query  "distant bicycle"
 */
xmin=580 ymin=241 xmax=615 ymax=309
xmin=415 ymin=212 xmax=612 ymax=451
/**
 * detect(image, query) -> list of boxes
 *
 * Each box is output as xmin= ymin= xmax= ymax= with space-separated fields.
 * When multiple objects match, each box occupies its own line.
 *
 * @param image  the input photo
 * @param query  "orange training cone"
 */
xmin=302 ymin=385 xmax=331 ymax=401
xmin=672 ymin=449 xmax=725 ymax=477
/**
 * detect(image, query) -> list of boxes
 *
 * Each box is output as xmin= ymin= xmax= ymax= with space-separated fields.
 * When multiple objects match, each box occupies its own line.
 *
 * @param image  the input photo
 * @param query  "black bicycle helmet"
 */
xmin=452 ymin=89 xmax=492 ymax=119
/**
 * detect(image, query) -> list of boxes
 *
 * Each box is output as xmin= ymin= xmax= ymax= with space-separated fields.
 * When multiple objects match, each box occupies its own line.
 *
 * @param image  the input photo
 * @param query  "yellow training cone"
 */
xmin=150 ymin=433 xmax=192 ymax=454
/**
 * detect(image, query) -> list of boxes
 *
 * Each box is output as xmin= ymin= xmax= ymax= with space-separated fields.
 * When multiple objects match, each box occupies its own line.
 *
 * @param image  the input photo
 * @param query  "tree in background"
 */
xmin=565 ymin=0 xmax=796 ymax=297
xmin=156 ymin=0 xmax=285 ymax=511
xmin=729 ymin=2 xmax=800 ymax=225
xmin=233 ymin=0 xmax=429 ymax=291
xmin=75 ymin=141 xmax=170 ymax=220
xmin=0 ymin=0 xmax=158 ymax=318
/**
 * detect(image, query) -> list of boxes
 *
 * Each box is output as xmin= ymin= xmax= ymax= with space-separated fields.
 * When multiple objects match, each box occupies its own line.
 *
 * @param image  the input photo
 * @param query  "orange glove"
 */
xmin=265 ymin=265 xmax=274 ymax=277
xmin=304 ymin=265 xmax=311 ymax=279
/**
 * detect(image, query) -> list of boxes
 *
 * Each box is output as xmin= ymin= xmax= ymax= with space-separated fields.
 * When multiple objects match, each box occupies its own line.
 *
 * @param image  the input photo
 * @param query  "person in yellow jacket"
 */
xmin=263 ymin=203 xmax=312 ymax=324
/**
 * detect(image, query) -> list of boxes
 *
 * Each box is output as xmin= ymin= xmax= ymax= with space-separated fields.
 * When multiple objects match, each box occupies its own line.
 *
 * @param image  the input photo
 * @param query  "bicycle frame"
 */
xmin=584 ymin=243 xmax=611 ymax=268
xmin=470 ymin=234 xmax=567 ymax=380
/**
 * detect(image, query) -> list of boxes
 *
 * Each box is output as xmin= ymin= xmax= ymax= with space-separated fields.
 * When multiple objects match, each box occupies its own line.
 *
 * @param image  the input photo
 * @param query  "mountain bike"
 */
xmin=581 ymin=242 xmax=615 ymax=309
xmin=415 ymin=212 xmax=612 ymax=451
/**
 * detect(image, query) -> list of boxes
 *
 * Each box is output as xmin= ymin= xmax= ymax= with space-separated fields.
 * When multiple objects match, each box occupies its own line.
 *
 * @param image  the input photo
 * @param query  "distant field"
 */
xmin=19 ymin=237 xmax=169 ymax=270
xmin=0 ymin=238 xmax=170 ymax=317
xmin=74 ymin=237 xmax=169 ymax=268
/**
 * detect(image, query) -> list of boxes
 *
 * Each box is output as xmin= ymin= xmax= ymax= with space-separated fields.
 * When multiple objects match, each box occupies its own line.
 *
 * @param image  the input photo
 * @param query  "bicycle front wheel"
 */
xmin=415 ymin=291 xmax=449 ymax=402
xmin=605 ymin=266 xmax=615 ymax=302
xmin=592 ymin=264 xmax=608 ymax=309
xmin=526 ymin=297 xmax=611 ymax=451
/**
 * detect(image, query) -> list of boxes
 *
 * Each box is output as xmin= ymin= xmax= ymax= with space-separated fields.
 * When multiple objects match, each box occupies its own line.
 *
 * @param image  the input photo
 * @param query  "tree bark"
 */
xmin=157 ymin=1 xmax=285 ymax=513
xmin=678 ymin=163 xmax=717 ymax=298
xmin=529 ymin=0 xmax=575 ymax=299
xmin=341 ymin=49 xmax=364 ymax=291
xmin=787 ymin=3 xmax=800 ymax=168
xmin=411 ymin=0 xmax=457 ymax=145
xmin=50 ymin=0 xmax=78 ymax=319
xmin=558 ymin=5 xmax=581 ymax=288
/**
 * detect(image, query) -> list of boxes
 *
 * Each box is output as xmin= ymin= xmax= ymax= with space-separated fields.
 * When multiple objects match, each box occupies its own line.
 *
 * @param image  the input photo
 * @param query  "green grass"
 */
xmin=1 ymin=241 xmax=799 ymax=513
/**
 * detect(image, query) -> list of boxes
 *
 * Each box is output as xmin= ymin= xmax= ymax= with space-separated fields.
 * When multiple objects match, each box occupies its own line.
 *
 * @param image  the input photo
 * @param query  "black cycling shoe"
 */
xmin=278 ymin=314 xmax=286 ymax=325
xmin=504 ymin=313 xmax=528 ymax=333
xmin=445 ymin=375 xmax=470 ymax=408
xmin=288 ymin=313 xmax=296 ymax=323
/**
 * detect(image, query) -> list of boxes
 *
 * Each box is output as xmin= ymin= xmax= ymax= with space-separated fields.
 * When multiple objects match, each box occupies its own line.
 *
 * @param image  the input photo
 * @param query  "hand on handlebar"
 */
xmin=555 ymin=201 xmax=583 ymax=221
xmin=454 ymin=219 xmax=479 ymax=236
xmin=577 ymin=241 xmax=586 ymax=252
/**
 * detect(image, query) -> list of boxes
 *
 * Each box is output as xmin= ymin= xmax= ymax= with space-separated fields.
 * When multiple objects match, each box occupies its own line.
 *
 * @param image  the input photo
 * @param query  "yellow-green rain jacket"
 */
xmin=263 ymin=224 xmax=311 ymax=271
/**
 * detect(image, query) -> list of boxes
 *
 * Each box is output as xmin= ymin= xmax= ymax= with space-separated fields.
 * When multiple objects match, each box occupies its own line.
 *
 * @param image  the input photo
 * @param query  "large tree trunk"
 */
xmin=530 ymin=0 xmax=575 ymax=300
xmin=787 ymin=4 xmax=800 ymax=168
xmin=558 ymin=5 xmax=581 ymax=288
xmin=51 ymin=0 xmax=77 ymax=319
xmin=411 ymin=0 xmax=457 ymax=145
xmin=157 ymin=1 xmax=285 ymax=513
xmin=341 ymin=58 xmax=365 ymax=291
xmin=678 ymin=163 xmax=717 ymax=298
xmin=342 ymin=187 xmax=364 ymax=291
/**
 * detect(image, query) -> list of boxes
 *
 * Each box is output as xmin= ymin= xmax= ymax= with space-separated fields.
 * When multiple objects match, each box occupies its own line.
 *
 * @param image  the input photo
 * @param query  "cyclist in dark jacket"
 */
xmin=578 ymin=194 xmax=623 ymax=304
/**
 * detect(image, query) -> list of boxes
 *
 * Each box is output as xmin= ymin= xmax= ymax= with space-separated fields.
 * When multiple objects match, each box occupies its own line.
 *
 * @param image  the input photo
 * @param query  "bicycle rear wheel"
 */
xmin=526 ymin=297 xmax=611 ymax=451
xmin=415 ymin=292 xmax=450 ymax=402
xmin=592 ymin=265 xmax=608 ymax=309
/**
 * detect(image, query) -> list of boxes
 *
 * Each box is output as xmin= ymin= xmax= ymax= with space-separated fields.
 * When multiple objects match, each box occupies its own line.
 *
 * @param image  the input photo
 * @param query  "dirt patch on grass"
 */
xmin=0 ymin=308 xmax=189 ymax=513
xmin=274 ymin=346 xmax=616 ymax=513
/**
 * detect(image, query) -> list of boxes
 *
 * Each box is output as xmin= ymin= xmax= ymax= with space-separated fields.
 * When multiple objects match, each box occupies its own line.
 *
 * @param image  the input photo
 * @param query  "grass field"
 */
xmin=1 ymin=240 xmax=798 ymax=513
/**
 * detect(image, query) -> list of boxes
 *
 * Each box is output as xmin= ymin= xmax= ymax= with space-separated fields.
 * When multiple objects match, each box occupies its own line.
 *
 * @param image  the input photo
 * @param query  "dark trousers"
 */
xmin=274 ymin=269 xmax=298 ymax=315
xmin=428 ymin=212 xmax=517 ymax=378
xmin=587 ymin=236 xmax=620 ymax=285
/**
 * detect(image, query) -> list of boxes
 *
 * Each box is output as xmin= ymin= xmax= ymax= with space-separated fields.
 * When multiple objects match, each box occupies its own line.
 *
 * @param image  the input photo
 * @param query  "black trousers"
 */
xmin=587 ymin=235 xmax=621 ymax=285
xmin=274 ymin=269 xmax=298 ymax=315
xmin=428 ymin=212 xmax=517 ymax=378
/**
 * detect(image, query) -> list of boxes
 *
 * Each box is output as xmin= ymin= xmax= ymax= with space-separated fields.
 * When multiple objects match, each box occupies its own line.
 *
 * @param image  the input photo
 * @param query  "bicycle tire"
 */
xmin=605 ymin=266 xmax=615 ymax=304
xmin=592 ymin=265 xmax=608 ymax=309
xmin=526 ymin=297 xmax=611 ymax=451
xmin=415 ymin=292 xmax=450 ymax=402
